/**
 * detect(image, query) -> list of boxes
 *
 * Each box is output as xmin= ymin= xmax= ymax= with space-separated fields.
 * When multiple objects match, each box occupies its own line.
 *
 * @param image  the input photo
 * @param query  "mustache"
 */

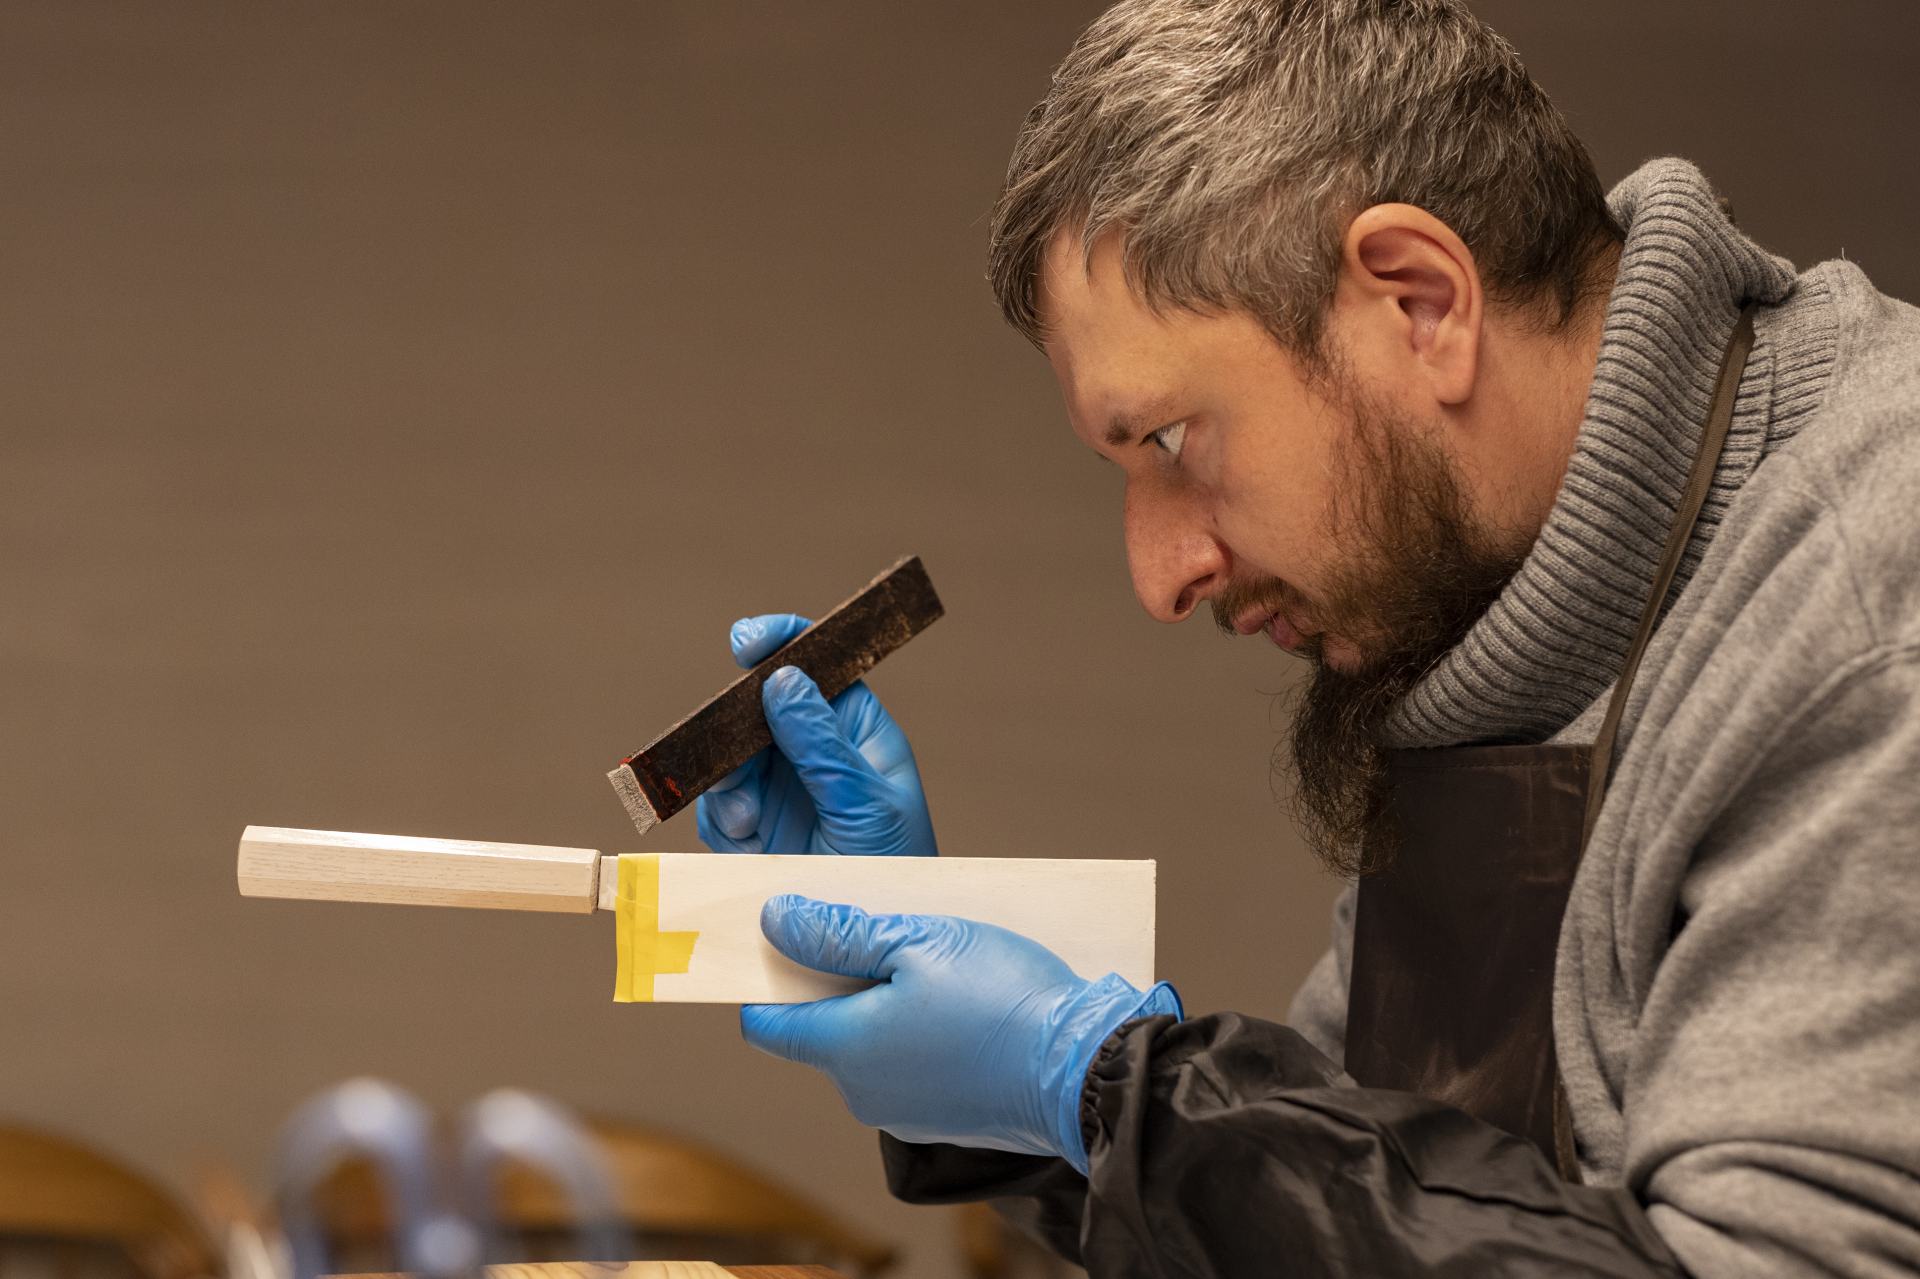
xmin=1209 ymin=574 xmax=1309 ymax=640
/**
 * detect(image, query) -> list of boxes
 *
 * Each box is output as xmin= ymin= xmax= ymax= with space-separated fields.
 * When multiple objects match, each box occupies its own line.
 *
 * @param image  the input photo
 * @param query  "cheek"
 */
xmin=1208 ymin=432 xmax=1329 ymax=578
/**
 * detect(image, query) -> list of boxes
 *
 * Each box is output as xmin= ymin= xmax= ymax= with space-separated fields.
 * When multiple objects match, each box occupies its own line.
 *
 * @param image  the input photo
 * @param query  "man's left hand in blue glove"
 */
xmin=740 ymin=893 xmax=1182 ymax=1173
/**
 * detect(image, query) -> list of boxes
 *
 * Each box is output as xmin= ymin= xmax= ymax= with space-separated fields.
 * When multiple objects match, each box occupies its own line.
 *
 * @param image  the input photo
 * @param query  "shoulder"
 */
xmin=1571 ymin=266 xmax=1920 ymax=956
xmin=1748 ymin=258 xmax=1920 ymax=651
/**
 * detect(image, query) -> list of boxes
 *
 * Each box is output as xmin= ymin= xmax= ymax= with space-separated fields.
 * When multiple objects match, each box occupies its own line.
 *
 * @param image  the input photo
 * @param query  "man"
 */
xmin=696 ymin=1 xmax=1920 ymax=1273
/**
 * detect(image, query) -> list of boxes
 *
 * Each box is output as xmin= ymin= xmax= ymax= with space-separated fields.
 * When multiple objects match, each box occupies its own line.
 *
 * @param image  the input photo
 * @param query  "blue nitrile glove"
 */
xmin=695 ymin=613 xmax=938 ymax=856
xmin=740 ymin=895 xmax=1183 ymax=1173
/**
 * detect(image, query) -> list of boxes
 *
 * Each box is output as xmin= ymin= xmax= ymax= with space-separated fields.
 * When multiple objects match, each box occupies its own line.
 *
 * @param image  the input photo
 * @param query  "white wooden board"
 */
xmin=605 ymin=853 xmax=1156 ymax=1004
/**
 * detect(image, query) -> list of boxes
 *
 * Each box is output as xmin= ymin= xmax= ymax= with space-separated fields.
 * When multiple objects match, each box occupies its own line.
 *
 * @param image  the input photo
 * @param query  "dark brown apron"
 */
xmin=1343 ymin=304 xmax=1758 ymax=1180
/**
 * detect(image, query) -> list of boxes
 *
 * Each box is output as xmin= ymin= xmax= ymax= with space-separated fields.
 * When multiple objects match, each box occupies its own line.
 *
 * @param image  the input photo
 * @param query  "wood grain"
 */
xmin=237 ymin=826 xmax=602 ymax=913
xmin=607 ymin=556 xmax=943 ymax=835
xmin=337 ymin=1265 xmax=842 ymax=1279
xmin=480 ymin=1265 xmax=732 ymax=1279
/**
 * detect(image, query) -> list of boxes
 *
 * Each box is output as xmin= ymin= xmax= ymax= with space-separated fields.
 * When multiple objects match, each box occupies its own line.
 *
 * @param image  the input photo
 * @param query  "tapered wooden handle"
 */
xmin=237 ymin=825 xmax=604 ymax=913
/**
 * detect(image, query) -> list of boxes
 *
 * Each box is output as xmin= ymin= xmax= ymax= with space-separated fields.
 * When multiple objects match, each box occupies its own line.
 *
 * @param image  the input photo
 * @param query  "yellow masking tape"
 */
xmin=613 ymin=854 xmax=700 ymax=1003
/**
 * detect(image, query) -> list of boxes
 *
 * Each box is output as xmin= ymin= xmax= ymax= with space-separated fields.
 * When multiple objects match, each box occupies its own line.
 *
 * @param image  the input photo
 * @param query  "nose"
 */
xmin=1123 ymin=476 xmax=1228 ymax=623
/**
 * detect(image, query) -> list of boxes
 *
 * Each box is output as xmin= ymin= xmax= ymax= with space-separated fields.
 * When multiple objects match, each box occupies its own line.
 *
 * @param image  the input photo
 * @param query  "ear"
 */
xmin=1336 ymin=204 xmax=1482 ymax=406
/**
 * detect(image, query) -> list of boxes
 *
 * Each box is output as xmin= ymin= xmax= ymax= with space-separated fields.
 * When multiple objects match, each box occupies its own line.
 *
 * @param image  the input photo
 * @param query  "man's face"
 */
xmin=1041 ymin=230 xmax=1465 ymax=670
xmin=1039 ymin=229 xmax=1531 ymax=870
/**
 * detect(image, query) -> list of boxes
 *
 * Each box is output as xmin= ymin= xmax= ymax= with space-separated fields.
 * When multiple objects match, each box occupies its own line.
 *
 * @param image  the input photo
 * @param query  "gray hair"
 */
xmin=989 ymin=0 xmax=1622 ymax=362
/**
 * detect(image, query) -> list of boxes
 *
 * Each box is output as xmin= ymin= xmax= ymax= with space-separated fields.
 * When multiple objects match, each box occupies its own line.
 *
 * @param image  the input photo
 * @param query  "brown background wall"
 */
xmin=3 ymin=3 xmax=1915 ymax=1275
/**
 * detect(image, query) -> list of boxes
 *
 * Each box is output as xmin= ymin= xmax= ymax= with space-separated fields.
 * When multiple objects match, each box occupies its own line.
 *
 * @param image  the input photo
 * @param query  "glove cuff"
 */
xmin=1048 ymin=975 xmax=1183 ymax=1175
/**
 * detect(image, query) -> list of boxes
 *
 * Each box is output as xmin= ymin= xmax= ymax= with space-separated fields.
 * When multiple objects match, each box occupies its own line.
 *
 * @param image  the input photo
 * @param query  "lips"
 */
xmin=1229 ymin=602 xmax=1309 ymax=652
xmin=1266 ymin=612 xmax=1306 ymax=652
xmin=1230 ymin=606 xmax=1272 ymax=636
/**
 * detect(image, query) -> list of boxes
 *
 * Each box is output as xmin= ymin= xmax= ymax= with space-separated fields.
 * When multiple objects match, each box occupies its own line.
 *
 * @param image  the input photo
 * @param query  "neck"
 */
xmin=1383 ymin=158 xmax=1813 ymax=750
xmin=1460 ymin=247 xmax=1621 ymax=542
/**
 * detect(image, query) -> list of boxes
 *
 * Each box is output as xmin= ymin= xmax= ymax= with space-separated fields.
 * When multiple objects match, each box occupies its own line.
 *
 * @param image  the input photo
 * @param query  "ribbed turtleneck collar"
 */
xmin=1383 ymin=159 xmax=1826 ymax=748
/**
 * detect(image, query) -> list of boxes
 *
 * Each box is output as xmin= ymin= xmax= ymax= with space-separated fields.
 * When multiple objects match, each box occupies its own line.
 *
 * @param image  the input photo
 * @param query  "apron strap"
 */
xmin=1553 ymin=302 xmax=1758 ymax=1181
xmin=1579 ymin=303 xmax=1758 ymax=847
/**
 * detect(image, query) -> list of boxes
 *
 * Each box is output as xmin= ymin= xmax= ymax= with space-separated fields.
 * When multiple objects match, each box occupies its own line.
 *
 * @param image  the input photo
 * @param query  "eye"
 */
xmin=1146 ymin=421 xmax=1186 ymax=460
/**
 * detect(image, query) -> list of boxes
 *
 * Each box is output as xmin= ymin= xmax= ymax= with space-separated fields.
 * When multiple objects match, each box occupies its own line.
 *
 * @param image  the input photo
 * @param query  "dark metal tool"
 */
xmin=607 ymin=555 xmax=944 ymax=835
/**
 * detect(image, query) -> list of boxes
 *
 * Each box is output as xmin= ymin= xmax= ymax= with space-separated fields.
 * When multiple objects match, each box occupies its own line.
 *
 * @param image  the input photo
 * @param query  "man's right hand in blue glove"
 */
xmin=694 ymin=613 xmax=938 ymax=857
xmin=740 ymin=894 xmax=1182 ymax=1172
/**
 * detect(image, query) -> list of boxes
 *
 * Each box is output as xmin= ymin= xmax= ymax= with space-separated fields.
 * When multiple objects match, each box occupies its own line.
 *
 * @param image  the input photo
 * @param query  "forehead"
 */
xmin=1036 ymin=228 xmax=1290 ymax=442
xmin=1038 ymin=230 xmax=1188 ymax=431
xmin=1039 ymin=230 xmax=1172 ymax=377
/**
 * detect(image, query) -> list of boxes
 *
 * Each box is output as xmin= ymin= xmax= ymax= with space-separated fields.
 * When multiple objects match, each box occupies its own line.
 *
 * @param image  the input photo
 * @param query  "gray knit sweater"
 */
xmin=1287 ymin=159 xmax=1920 ymax=1276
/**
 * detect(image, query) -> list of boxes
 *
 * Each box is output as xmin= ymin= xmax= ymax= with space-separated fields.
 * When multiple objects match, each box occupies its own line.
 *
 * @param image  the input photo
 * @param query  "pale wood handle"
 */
xmin=237 ymin=825 xmax=603 ymax=913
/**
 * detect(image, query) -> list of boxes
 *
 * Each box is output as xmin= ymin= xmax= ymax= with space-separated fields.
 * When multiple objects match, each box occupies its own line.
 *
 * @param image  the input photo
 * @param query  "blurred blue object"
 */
xmin=274 ymin=1079 xmax=628 ymax=1279
xmin=459 ymin=1089 xmax=628 ymax=1265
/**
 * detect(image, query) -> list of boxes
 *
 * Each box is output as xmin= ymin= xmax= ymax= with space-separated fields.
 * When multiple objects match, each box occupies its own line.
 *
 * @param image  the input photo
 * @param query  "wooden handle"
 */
xmin=237 ymin=826 xmax=604 ymax=913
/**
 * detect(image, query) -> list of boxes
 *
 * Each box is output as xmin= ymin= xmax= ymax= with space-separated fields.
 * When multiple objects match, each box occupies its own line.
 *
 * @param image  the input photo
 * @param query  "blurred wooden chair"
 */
xmin=955 ymin=1204 xmax=1079 ymax=1279
xmin=301 ymin=1120 xmax=895 ymax=1278
xmin=0 ymin=1126 xmax=216 ymax=1279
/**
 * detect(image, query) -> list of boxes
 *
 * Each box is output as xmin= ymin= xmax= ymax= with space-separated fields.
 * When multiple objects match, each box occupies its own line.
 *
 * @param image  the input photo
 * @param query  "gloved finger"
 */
xmin=729 ymin=614 xmax=814 ymax=669
xmin=763 ymin=667 xmax=886 ymax=799
xmin=759 ymin=893 xmax=937 ymax=981
xmin=708 ymin=786 xmax=761 ymax=839
xmin=696 ymin=784 xmax=764 ymax=845
xmin=738 ymin=998 xmax=852 ymax=1068
xmin=829 ymin=680 xmax=917 ymax=777
xmin=695 ymin=795 xmax=763 ymax=853
xmin=697 ymin=756 xmax=767 ymax=851
xmin=700 ymin=753 xmax=765 ymax=832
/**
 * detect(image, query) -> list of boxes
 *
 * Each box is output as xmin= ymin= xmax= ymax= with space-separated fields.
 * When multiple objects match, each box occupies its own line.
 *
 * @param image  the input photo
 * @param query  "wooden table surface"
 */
xmin=345 ymin=1264 xmax=842 ymax=1279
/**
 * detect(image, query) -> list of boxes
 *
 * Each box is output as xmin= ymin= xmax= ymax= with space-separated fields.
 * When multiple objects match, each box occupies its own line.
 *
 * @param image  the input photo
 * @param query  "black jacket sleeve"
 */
xmin=882 ymin=1012 xmax=1685 ymax=1277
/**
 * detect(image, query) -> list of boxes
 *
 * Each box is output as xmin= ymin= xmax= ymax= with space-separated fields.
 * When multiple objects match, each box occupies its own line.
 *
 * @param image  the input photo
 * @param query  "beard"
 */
xmin=1211 ymin=378 xmax=1534 ymax=878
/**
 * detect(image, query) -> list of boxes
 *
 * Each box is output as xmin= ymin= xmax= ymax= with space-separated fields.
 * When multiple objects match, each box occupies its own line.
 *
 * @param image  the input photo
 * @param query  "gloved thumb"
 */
xmin=730 ymin=614 xmax=812 ymax=670
xmin=761 ymin=666 xmax=884 ymax=801
xmin=758 ymin=893 xmax=928 ymax=981
xmin=739 ymin=998 xmax=842 ymax=1067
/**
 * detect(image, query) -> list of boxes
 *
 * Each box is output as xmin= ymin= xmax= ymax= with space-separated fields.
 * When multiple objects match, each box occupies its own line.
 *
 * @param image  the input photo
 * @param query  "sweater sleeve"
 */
xmin=1570 ymin=646 xmax=1920 ymax=1277
xmin=1285 ymin=883 xmax=1356 ymax=1063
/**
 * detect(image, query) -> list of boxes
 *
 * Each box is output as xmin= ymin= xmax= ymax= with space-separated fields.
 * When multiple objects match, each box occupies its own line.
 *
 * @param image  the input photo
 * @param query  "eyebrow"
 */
xmin=1102 ymin=396 xmax=1180 ymax=448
